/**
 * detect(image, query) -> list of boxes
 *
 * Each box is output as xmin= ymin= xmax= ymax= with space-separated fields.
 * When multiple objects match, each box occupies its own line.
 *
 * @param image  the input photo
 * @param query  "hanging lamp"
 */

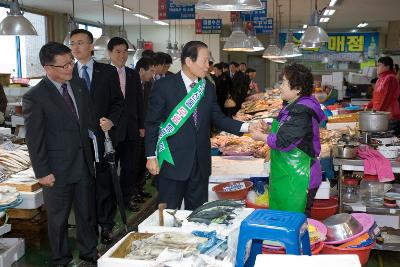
xmin=63 ymin=0 xmax=78 ymax=47
xmin=208 ymin=34 xmax=216 ymax=62
xmin=280 ymin=0 xmax=302 ymax=58
xmin=171 ymin=20 xmax=181 ymax=60
xmin=94 ymin=0 xmax=111 ymax=51
xmin=133 ymin=0 xmax=145 ymax=66
xmin=263 ymin=0 xmax=281 ymax=59
xmin=223 ymin=20 xmax=253 ymax=52
xmin=118 ymin=0 xmax=136 ymax=52
xmin=247 ymin=28 xmax=264 ymax=52
xmin=196 ymin=0 xmax=263 ymax=12
xmin=300 ymin=0 xmax=329 ymax=48
xmin=0 ymin=0 xmax=37 ymax=35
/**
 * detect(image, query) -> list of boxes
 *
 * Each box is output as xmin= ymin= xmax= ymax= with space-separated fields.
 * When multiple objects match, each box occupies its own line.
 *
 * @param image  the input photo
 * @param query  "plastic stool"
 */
xmin=235 ymin=209 xmax=311 ymax=267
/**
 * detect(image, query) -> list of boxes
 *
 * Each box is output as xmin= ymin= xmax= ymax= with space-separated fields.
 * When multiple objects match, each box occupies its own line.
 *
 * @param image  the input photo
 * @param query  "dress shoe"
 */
xmin=80 ymin=251 xmax=101 ymax=265
xmin=100 ymin=228 xmax=113 ymax=245
xmin=126 ymin=200 xmax=140 ymax=212
xmin=137 ymin=190 xmax=152 ymax=198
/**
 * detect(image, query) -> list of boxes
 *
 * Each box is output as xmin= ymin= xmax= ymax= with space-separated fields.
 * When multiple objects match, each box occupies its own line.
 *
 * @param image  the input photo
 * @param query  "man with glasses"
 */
xmin=23 ymin=42 xmax=98 ymax=266
xmin=70 ymin=29 xmax=124 ymax=245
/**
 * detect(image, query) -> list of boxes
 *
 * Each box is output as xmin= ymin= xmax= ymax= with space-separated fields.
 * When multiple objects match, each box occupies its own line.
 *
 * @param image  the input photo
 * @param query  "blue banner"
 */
xmin=237 ymin=1 xmax=272 ymax=34
xmin=159 ymin=0 xmax=195 ymax=20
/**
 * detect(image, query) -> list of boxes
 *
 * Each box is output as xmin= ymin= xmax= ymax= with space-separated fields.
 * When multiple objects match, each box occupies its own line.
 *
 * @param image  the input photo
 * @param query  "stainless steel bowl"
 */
xmin=332 ymin=144 xmax=358 ymax=159
xmin=323 ymin=213 xmax=363 ymax=242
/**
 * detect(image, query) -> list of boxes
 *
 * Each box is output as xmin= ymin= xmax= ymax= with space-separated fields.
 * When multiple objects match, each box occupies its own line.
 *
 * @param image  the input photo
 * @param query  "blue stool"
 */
xmin=235 ymin=209 xmax=311 ymax=267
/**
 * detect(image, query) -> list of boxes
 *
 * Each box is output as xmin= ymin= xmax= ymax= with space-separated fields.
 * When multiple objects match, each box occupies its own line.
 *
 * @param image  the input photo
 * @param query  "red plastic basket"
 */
xmin=310 ymin=197 xmax=339 ymax=221
xmin=320 ymin=242 xmax=375 ymax=265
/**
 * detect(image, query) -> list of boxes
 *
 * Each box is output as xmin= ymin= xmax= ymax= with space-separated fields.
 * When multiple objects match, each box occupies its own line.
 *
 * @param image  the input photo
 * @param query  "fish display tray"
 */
xmin=0 ymin=238 xmax=25 ymax=267
xmin=0 ymin=181 xmax=41 ymax=192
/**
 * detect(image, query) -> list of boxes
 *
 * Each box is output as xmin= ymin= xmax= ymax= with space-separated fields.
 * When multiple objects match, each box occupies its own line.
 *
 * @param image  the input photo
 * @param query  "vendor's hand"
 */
xmin=251 ymin=130 xmax=268 ymax=142
xmin=139 ymin=129 xmax=145 ymax=138
xmin=38 ymin=174 xmax=55 ymax=187
xmin=146 ymin=158 xmax=159 ymax=175
xmin=99 ymin=117 xmax=114 ymax=132
xmin=257 ymin=120 xmax=271 ymax=133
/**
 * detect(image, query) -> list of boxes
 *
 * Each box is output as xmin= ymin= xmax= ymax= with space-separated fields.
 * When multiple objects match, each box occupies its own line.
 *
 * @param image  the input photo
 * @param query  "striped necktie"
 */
xmin=81 ymin=65 xmax=91 ymax=91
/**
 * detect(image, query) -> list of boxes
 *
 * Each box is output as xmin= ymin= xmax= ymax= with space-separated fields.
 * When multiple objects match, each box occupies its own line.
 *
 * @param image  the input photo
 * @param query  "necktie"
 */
xmin=61 ymin=83 xmax=78 ymax=119
xmin=190 ymin=82 xmax=198 ymax=127
xmin=81 ymin=65 xmax=91 ymax=91
xmin=117 ymin=67 xmax=126 ymax=97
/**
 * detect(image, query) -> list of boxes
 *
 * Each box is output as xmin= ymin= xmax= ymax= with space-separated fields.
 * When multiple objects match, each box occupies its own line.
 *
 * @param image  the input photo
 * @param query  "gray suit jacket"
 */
xmin=23 ymin=76 xmax=95 ymax=185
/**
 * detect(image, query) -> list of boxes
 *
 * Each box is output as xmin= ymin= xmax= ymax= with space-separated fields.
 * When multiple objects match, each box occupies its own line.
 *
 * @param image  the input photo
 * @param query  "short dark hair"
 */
xmin=141 ymin=49 xmax=155 ymax=59
xmin=214 ymin=63 xmax=223 ymax=71
xmin=378 ymin=56 xmax=394 ymax=70
xmin=229 ymin=61 xmax=239 ymax=67
xmin=70 ymin=29 xmax=94 ymax=43
xmin=163 ymin=52 xmax=173 ymax=64
xmin=134 ymin=57 xmax=155 ymax=72
xmin=180 ymin=41 xmax=208 ymax=65
xmin=240 ymin=62 xmax=247 ymax=66
xmin=107 ymin=37 xmax=128 ymax=51
xmin=222 ymin=62 xmax=229 ymax=69
xmin=39 ymin=42 xmax=71 ymax=67
xmin=282 ymin=63 xmax=313 ymax=97
xmin=154 ymin=52 xmax=166 ymax=65
xmin=246 ymin=68 xmax=256 ymax=74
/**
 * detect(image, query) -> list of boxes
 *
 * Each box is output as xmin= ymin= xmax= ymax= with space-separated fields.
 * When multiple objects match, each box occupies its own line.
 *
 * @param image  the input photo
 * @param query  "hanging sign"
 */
xmin=195 ymin=19 xmax=222 ymax=34
xmin=230 ymin=1 xmax=272 ymax=34
xmin=159 ymin=0 xmax=195 ymax=20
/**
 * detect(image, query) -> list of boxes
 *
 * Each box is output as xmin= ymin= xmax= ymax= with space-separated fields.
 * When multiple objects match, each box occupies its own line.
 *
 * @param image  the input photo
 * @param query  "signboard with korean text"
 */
xmin=278 ymin=32 xmax=379 ymax=61
xmin=195 ymin=19 xmax=222 ymax=34
xmin=230 ymin=1 xmax=272 ymax=34
xmin=158 ymin=0 xmax=195 ymax=20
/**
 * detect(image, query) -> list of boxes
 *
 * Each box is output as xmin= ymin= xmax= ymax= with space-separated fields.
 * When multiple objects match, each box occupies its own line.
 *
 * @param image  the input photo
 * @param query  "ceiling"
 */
xmin=9 ymin=0 xmax=400 ymax=31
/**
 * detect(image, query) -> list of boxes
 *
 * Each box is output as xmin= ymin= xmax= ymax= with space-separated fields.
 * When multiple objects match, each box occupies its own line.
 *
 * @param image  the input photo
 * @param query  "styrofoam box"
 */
xmin=10 ymin=115 xmax=24 ymax=127
xmin=0 ymin=127 xmax=11 ymax=135
xmin=254 ymin=254 xmax=361 ymax=267
xmin=315 ymin=180 xmax=330 ymax=200
xmin=0 ymin=238 xmax=25 ymax=267
xmin=0 ymin=224 xmax=11 ymax=236
xmin=15 ymin=189 xmax=43 ymax=209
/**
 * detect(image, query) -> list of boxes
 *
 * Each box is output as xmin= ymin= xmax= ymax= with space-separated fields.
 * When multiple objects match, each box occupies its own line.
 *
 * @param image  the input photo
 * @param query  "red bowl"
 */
xmin=262 ymin=242 xmax=325 ymax=255
xmin=321 ymin=242 xmax=375 ymax=265
xmin=310 ymin=197 xmax=339 ymax=221
xmin=212 ymin=181 xmax=253 ymax=200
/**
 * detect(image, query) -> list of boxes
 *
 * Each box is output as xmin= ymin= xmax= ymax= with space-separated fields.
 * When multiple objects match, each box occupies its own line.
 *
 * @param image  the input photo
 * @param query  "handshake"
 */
xmin=248 ymin=120 xmax=272 ymax=142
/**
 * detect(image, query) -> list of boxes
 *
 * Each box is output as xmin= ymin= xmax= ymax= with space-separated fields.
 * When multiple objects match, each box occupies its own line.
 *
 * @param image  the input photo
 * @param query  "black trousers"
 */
xmin=136 ymin=137 xmax=147 ymax=191
xmin=115 ymin=139 xmax=139 ymax=204
xmin=95 ymin=161 xmax=116 ymax=230
xmin=43 ymin=172 xmax=97 ymax=265
xmin=156 ymin=160 xmax=208 ymax=210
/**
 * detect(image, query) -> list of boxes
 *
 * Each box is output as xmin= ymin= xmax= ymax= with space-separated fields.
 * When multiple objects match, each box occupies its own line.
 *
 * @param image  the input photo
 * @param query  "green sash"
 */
xmin=156 ymin=78 xmax=206 ymax=168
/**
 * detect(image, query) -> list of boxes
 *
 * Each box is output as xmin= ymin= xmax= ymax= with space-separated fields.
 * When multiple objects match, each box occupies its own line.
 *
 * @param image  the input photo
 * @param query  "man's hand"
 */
xmin=139 ymin=129 xmax=145 ymax=138
xmin=249 ymin=120 xmax=270 ymax=134
xmin=38 ymin=174 xmax=55 ymax=187
xmin=146 ymin=158 xmax=159 ymax=175
xmin=99 ymin=117 xmax=114 ymax=132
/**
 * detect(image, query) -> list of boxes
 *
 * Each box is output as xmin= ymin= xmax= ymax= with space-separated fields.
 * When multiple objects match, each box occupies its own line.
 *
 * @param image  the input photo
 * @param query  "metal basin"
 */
xmin=332 ymin=144 xmax=358 ymax=159
xmin=323 ymin=213 xmax=363 ymax=242
xmin=359 ymin=111 xmax=390 ymax=132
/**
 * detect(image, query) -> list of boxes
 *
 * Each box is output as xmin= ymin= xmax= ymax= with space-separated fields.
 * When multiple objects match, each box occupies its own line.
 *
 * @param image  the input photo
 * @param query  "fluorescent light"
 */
xmin=303 ymin=24 xmax=308 ymax=29
xmin=350 ymin=29 xmax=358 ymax=33
xmin=319 ymin=17 xmax=330 ymax=23
xmin=113 ymin=3 xmax=131 ymax=11
xmin=323 ymin=9 xmax=335 ymax=16
xmin=329 ymin=0 xmax=338 ymax=6
xmin=134 ymin=13 xmax=151 ymax=20
xmin=357 ymin=22 xmax=368 ymax=28
xmin=154 ymin=20 xmax=168 ymax=26
xmin=298 ymin=30 xmax=305 ymax=33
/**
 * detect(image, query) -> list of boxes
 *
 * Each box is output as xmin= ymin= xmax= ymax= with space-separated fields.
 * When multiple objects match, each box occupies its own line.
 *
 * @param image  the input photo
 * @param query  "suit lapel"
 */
xmin=43 ymin=77 xmax=79 ymax=123
xmin=91 ymin=61 xmax=101 ymax=96
xmin=125 ymin=67 xmax=132 ymax=100
xmin=69 ymin=78 xmax=83 ymax=124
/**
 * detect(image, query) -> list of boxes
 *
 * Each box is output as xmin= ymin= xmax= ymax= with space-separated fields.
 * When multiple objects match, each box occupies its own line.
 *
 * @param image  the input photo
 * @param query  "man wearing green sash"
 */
xmin=145 ymin=41 xmax=255 ymax=210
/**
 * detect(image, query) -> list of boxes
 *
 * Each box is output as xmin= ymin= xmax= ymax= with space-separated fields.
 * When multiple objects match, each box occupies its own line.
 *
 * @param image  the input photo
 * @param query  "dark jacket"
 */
xmin=231 ymin=71 xmax=246 ymax=107
xmin=0 ymin=84 xmax=7 ymax=114
xmin=23 ymin=77 xmax=95 ymax=185
xmin=115 ymin=67 xmax=144 ymax=143
xmin=213 ymin=74 xmax=231 ymax=111
xmin=267 ymin=96 xmax=327 ymax=189
xmin=145 ymin=72 xmax=243 ymax=181
xmin=73 ymin=61 xmax=124 ymax=158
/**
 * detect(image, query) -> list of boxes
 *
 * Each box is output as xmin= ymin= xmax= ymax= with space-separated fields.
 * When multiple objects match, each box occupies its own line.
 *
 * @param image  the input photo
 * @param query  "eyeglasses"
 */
xmin=46 ymin=60 xmax=75 ymax=70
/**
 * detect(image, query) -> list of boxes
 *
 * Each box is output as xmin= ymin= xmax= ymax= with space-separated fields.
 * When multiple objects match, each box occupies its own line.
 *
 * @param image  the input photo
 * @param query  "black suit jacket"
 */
xmin=116 ymin=67 xmax=144 ymax=142
xmin=145 ymin=72 xmax=243 ymax=181
xmin=231 ymin=71 xmax=245 ymax=105
xmin=73 ymin=61 xmax=124 ymax=157
xmin=143 ymin=79 xmax=154 ymax=117
xmin=23 ymin=77 xmax=95 ymax=185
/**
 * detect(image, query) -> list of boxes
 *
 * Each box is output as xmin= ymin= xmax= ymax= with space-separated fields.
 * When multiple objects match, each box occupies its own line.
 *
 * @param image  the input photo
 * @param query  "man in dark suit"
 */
xmin=229 ymin=61 xmax=246 ymax=114
xmin=145 ymin=41 xmax=256 ymax=210
xmin=70 ymin=29 xmax=124 ymax=245
xmin=107 ymin=37 xmax=144 ymax=211
xmin=23 ymin=42 xmax=98 ymax=266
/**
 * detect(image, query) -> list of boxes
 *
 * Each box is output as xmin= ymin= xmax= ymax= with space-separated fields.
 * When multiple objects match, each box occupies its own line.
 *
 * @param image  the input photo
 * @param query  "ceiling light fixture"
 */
xmin=263 ymin=0 xmax=282 ymax=59
xmin=196 ymin=0 xmax=263 ymax=12
xmin=118 ymin=0 xmax=135 ymax=53
xmin=329 ymin=0 xmax=338 ymax=6
xmin=357 ymin=22 xmax=368 ymax=28
xmin=134 ymin=13 xmax=151 ymax=20
xmin=247 ymin=29 xmax=265 ymax=52
xmin=154 ymin=20 xmax=168 ymax=26
xmin=303 ymin=24 xmax=308 ymax=29
xmin=319 ymin=17 xmax=330 ymax=23
xmin=300 ymin=0 xmax=329 ymax=49
xmin=223 ymin=20 xmax=253 ymax=52
xmin=323 ymin=9 xmax=335 ymax=16
xmin=63 ymin=0 xmax=78 ymax=47
xmin=113 ymin=2 xmax=131 ymax=11
xmin=280 ymin=0 xmax=302 ymax=58
xmin=94 ymin=0 xmax=111 ymax=53
xmin=133 ymin=0 xmax=145 ymax=66
xmin=0 ymin=0 xmax=38 ymax=35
